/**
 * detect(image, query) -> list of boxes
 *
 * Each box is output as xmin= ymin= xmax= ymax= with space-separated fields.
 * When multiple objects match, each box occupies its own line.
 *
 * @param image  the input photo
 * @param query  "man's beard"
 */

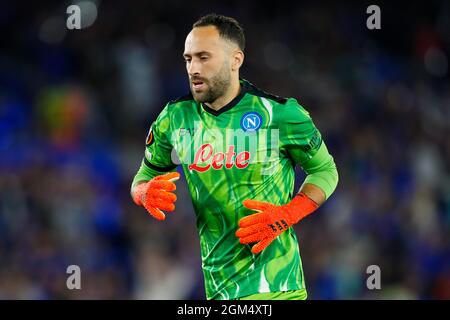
xmin=190 ymin=68 xmax=231 ymax=104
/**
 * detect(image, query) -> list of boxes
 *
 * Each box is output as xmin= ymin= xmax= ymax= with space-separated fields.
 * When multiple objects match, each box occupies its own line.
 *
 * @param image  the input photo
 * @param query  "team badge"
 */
xmin=240 ymin=112 xmax=262 ymax=132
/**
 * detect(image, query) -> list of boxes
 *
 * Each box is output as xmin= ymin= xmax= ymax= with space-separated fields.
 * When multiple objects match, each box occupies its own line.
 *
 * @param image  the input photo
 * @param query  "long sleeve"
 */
xmin=131 ymin=104 xmax=178 ymax=189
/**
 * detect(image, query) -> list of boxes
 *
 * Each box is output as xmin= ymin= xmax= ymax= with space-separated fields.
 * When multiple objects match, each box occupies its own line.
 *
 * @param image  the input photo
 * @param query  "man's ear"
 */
xmin=231 ymin=50 xmax=244 ymax=71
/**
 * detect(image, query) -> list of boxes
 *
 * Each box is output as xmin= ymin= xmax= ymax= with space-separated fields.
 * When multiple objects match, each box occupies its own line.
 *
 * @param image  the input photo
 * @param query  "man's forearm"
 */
xmin=299 ymin=183 xmax=326 ymax=206
xmin=299 ymin=142 xmax=339 ymax=204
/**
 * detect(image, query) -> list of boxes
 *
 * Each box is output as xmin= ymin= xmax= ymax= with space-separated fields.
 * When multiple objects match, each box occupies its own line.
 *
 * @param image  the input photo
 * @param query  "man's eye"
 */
xmin=200 ymin=56 xmax=208 ymax=60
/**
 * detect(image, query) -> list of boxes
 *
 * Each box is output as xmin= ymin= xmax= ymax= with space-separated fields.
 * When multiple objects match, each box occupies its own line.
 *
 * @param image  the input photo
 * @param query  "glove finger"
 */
xmin=251 ymin=236 xmax=277 ymax=254
xmin=168 ymin=176 xmax=180 ymax=182
xmin=152 ymin=198 xmax=175 ymax=212
xmin=156 ymin=190 xmax=177 ymax=203
xmin=149 ymin=180 xmax=176 ymax=192
xmin=143 ymin=192 xmax=175 ymax=209
xmin=154 ymin=172 xmax=180 ymax=182
xmin=146 ymin=205 xmax=166 ymax=221
xmin=239 ymin=231 xmax=268 ymax=244
xmin=235 ymin=223 xmax=267 ymax=238
xmin=238 ymin=213 xmax=268 ymax=228
xmin=243 ymin=199 xmax=270 ymax=211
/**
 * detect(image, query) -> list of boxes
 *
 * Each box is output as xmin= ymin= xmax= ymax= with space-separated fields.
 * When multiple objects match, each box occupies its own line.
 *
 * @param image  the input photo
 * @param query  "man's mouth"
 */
xmin=192 ymin=80 xmax=206 ymax=91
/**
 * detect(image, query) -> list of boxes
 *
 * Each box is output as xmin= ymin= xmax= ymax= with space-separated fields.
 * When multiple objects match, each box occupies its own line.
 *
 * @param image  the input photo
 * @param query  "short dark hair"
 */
xmin=193 ymin=13 xmax=245 ymax=51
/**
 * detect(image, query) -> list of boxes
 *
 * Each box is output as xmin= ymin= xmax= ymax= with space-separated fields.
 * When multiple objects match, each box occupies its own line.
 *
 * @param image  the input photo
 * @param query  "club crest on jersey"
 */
xmin=240 ymin=112 xmax=262 ymax=132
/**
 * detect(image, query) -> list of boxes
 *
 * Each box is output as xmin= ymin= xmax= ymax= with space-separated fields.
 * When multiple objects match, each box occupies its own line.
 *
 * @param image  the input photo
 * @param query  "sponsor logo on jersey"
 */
xmin=179 ymin=128 xmax=196 ymax=136
xmin=304 ymin=130 xmax=322 ymax=152
xmin=240 ymin=112 xmax=262 ymax=132
xmin=188 ymin=144 xmax=250 ymax=172
xmin=179 ymin=128 xmax=189 ymax=136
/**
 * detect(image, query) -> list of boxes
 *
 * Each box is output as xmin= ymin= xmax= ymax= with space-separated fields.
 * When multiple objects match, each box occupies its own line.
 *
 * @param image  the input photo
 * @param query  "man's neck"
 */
xmin=204 ymin=78 xmax=241 ymax=111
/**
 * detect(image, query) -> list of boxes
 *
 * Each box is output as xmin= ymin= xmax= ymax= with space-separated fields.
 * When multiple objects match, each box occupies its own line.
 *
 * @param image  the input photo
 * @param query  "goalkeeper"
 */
xmin=131 ymin=14 xmax=338 ymax=300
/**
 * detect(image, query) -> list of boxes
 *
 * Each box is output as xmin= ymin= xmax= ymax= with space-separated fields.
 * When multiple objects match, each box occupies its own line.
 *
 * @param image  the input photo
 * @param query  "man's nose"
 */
xmin=188 ymin=59 xmax=201 ymax=76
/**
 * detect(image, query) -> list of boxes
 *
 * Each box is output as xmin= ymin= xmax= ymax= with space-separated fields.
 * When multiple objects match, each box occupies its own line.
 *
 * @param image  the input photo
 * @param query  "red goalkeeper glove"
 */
xmin=236 ymin=193 xmax=319 ymax=254
xmin=132 ymin=172 xmax=180 ymax=221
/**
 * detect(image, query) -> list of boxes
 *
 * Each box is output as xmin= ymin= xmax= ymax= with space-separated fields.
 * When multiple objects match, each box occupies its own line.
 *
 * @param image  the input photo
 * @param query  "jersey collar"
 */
xmin=201 ymin=79 xmax=247 ymax=116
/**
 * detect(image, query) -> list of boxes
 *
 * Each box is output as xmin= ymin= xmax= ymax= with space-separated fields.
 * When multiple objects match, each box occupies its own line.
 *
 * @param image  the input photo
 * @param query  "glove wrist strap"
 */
xmin=284 ymin=192 xmax=319 ymax=225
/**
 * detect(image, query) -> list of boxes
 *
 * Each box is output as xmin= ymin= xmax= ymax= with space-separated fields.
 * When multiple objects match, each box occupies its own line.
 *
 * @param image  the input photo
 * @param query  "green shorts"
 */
xmin=235 ymin=289 xmax=307 ymax=300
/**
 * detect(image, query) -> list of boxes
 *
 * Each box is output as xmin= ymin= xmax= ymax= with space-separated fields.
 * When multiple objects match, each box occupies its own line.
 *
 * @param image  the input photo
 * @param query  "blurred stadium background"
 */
xmin=0 ymin=0 xmax=449 ymax=299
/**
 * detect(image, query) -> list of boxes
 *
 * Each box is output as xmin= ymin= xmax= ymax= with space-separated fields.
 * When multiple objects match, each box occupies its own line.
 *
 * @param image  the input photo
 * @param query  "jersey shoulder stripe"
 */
xmin=244 ymin=79 xmax=289 ymax=105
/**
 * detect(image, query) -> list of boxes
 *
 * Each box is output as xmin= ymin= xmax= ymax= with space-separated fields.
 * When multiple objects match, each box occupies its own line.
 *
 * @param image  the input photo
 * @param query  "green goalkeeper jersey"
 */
xmin=133 ymin=79 xmax=337 ymax=300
